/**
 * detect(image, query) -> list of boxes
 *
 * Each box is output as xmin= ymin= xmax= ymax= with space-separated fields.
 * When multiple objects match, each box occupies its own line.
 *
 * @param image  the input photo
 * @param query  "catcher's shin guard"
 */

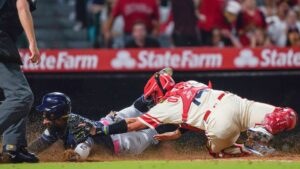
xmin=244 ymin=107 xmax=297 ymax=156
xmin=262 ymin=107 xmax=298 ymax=135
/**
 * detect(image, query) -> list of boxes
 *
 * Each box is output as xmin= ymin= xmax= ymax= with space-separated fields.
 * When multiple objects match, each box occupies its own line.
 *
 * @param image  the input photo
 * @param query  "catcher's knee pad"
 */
xmin=263 ymin=107 xmax=298 ymax=134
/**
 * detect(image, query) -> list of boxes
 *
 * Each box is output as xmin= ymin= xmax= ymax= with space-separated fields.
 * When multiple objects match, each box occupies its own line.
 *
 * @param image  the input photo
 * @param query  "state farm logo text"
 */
xmin=234 ymin=49 xmax=300 ymax=68
xmin=261 ymin=49 xmax=300 ymax=67
xmin=111 ymin=50 xmax=223 ymax=69
xmin=21 ymin=51 xmax=99 ymax=70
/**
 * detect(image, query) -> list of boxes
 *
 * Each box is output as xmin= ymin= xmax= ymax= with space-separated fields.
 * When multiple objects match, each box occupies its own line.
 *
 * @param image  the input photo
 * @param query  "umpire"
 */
xmin=0 ymin=0 xmax=39 ymax=163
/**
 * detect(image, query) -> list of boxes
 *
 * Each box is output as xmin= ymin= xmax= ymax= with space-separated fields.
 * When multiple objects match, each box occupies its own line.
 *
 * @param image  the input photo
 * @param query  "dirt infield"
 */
xmin=34 ymin=130 xmax=300 ymax=162
xmin=1 ymin=120 xmax=299 ymax=163
xmin=1 ymin=138 xmax=300 ymax=162
xmin=33 ymin=141 xmax=300 ymax=162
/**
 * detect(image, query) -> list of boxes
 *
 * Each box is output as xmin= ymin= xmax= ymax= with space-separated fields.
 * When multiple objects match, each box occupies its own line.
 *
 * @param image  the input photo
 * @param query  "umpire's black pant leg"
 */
xmin=0 ymin=62 xmax=34 ymax=146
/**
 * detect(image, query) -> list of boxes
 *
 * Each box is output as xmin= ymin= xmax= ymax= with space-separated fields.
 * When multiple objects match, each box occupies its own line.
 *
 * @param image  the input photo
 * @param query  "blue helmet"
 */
xmin=36 ymin=92 xmax=71 ymax=120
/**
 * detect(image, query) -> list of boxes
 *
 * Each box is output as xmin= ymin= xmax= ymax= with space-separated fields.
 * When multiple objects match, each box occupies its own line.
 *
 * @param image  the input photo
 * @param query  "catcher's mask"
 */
xmin=144 ymin=68 xmax=175 ymax=104
xmin=36 ymin=92 xmax=71 ymax=122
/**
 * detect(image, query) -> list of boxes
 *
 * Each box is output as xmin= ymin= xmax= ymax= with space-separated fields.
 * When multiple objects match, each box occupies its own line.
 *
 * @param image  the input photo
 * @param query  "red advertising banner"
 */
xmin=20 ymin=47 xmax=300 ymax=73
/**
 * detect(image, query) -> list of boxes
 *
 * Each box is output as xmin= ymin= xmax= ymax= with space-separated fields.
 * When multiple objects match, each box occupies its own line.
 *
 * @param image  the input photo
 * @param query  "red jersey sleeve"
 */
xmin=138 ymin=97 xmax=183 ymax=129
xmin=138 ymin=113 xmax=162 ymax=129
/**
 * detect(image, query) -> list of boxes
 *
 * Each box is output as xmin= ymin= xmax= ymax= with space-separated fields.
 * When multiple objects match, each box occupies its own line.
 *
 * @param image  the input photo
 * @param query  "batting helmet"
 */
xmin=144 ymin=68 xmax=175 ymax=104
xmin=36 ymin=92 xmax=71 ymax=121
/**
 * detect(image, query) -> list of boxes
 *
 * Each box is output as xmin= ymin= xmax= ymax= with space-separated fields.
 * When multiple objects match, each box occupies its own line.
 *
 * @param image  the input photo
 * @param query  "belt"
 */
xmin=203 ymin=92 xmax=226 ymax=122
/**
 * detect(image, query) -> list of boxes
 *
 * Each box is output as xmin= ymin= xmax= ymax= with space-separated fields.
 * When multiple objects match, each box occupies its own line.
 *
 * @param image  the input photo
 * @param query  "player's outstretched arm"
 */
xmin=153 ymin=129 xmax=182 ymax=141
xmin=68 ymin=114 xmax=149 ymax=142
xmin=27 ymin=131 xmax=58 ymax=154
xmin=90 ymin=118 xmax=149 ymax=136
xmin=126 ymin=118 xmax=149 ymax=131
xmin=27 ymin=137 xmax=53 ymax=154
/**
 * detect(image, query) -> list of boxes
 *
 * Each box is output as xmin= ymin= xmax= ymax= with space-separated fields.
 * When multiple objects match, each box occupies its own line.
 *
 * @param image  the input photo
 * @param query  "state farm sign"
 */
xmin=20 ymin=50 xmax=99 ymax=72
xmin=234 ymin=48 xmax=300 ymax=69
xmin=111 ymin=50 xmax=222 ymax=69
xmin=138 ymin=50 xmax=222 ymax=69
xmin=260 ymin=49 xmax=300 ymax=67
xmin=20 ymin=47 xmax=300 ymax=73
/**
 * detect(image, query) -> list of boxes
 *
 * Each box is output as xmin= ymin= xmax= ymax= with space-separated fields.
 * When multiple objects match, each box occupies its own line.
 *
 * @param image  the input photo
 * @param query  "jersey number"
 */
xmin=192 ymin=90 xmax=205 ymax=106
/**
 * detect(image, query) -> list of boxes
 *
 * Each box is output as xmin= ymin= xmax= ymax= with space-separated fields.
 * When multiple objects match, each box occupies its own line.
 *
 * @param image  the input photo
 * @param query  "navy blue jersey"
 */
xmin=39 ymin=113 xmax=112 ymax=150
xmin=29 ymin=96 xmax=157 ymax=154
xmin=41 ymin=125 xmax=77 ymax=149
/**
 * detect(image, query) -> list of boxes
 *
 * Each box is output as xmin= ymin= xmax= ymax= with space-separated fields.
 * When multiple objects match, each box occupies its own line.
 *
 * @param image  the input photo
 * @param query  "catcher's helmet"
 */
xmin=36 ymin=92 xmax=71 ymax=120
xmin=144 ymin=68 xmax=175 ymax=104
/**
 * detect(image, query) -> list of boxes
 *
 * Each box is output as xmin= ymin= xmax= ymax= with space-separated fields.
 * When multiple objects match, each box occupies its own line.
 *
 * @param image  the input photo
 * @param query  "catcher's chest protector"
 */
xmin=164 ymin=82 xmax=209 ymax=123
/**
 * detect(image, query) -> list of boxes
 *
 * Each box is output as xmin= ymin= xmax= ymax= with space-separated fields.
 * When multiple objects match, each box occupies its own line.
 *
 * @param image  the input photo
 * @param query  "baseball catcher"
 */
xmin=72 ymin=70 xmax=298 ymax=158
xmin=28 ymin=69 xmax=177 ymax=161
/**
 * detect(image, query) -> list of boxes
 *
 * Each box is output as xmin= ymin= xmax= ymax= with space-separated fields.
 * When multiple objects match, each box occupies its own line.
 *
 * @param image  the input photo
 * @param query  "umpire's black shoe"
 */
xmin=2 ymin=145 xmax=39 ymax=163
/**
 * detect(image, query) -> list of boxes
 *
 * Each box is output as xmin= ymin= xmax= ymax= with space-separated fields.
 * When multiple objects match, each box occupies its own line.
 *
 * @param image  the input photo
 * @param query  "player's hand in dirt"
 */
xmin=63 ymin=149 xmax=80 ymax=162
xmin=154 ymin=129 xmax=182 ymax=141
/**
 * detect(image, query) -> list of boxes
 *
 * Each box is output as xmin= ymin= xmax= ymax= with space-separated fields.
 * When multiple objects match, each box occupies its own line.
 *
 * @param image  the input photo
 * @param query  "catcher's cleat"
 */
xmin=244 ymin=143 xmax=275 ymax=156
xmin=1 ymin=145 xmax=39 ymax=163
xmin=247 ymin=127 xmax=273 ymax=144
xmin=245 ymin=127 xmax=275 ymax=156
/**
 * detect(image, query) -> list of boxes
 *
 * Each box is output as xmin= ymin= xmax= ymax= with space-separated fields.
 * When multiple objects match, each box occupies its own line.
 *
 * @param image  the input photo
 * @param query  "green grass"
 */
xmin=0 ymin=160 xmax=300 ymax=169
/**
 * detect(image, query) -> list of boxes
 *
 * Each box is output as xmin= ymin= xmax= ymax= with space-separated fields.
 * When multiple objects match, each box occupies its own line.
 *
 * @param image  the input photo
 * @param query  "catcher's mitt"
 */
xmin=63 ymin=149 xmax=80 ymax=161
xmin=68 ymin=114 xmax=105 ymax=143
xmin=68 ymin=114 xmax=94 ymax=144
